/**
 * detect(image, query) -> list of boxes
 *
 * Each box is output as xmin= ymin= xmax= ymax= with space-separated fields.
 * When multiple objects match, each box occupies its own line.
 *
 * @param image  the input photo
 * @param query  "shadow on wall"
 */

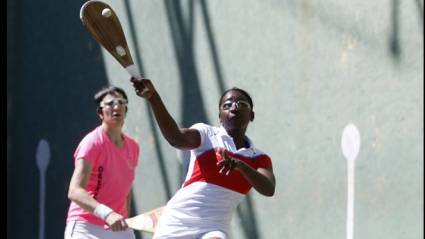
xmin=415 ymin=0 xmax=424 ymax=28
xmin=389 ymin=0 xmax=401 ymax=60
xmin=389 ymin=0 xmax=423 ymax=62
xmin=7 ymin=1 xmax=110 ymax=239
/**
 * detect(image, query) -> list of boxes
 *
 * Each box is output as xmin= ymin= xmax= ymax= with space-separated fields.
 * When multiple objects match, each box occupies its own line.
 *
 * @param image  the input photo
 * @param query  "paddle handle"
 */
xmin=125 ymin=64 xmax=142 ymax=79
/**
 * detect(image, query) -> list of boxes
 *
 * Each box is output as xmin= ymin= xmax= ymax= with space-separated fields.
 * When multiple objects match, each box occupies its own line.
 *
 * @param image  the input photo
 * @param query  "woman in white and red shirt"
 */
xmin=131 ymin=78 xmax=276 ymax=239
xmin=65 ymin=86 xmax=139 ymax=239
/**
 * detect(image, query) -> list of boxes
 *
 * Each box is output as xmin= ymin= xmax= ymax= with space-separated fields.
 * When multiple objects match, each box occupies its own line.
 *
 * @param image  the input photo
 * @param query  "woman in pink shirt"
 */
xmin=65 ymin=86 xmax=139 ymax=239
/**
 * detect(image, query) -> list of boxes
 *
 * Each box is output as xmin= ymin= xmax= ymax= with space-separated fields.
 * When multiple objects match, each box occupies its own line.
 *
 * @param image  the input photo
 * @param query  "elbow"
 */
xmin=260 ymin=183 xmax=275 ymax=197
xmin=67 ymin=187 xmax=78 ymax=201
xmin=168 ymin=139 xmax=179 ymax=148
xmin=265 ymin=177 xmax=276 ymax=197
xmin=167 ymin=137 xmax=196 ymax=150
xmin=264 ymin=188 xmax=275 ymax=197
xmin=164 ymin=133 xmax=181 ymax=148
xmin=256 ymin=187 xmax=275 ymax=197
xmin=67 ymin=190 xmax=74 ymax=201
xmin=168 ymin=138 xmax=186 ymax=150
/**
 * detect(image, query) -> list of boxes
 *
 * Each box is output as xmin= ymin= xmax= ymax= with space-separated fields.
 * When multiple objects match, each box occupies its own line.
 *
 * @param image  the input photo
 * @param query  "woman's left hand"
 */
xmin=105 ymin=212 xmax=128 ymax=231
xmin=216 ymin=148 xmax=241 ymax=176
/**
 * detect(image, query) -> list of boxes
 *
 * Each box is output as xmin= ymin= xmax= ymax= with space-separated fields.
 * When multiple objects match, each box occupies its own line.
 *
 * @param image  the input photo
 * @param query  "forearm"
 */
xmin=131 ymin=78 xmax=200 ymax=149
xmin=69 ymin=187 xmax=121 ymax=225
xmin=148 ymin=93 xmax=199 ymax=149
xmin=148 ymin=93 xmax=181 ymax=143
xmin=68 ymin=160 xmax=102 ymax=213
xmin=236 ymin=162 xmax=275 ymax=196
xmin=68 ymin=187 xmax=100 ymax=213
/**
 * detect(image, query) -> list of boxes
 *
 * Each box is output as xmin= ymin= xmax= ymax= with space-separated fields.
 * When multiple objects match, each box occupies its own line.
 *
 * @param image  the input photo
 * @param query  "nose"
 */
xmin=229 ymin=102 xmax=239 ymax=111
xmin=233 ymin=101 xmax=245 ymax=109
xmin=111 ymin=101 xmax=125 ymax=110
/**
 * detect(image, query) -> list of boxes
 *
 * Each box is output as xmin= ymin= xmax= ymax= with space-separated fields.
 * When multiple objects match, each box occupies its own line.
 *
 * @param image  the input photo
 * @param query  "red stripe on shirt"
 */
xmin=183 ymin=149 xmax=272 ymax=194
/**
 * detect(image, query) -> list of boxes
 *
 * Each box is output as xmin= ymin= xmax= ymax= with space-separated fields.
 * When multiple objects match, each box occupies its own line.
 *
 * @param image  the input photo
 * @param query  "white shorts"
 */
xmin=64 ymin=221 xmax=135 ymax=239
xmin=200 ymin=230 xmax=227 ymax=239
xmin=153 ymin=230 xmax=227 ymax=239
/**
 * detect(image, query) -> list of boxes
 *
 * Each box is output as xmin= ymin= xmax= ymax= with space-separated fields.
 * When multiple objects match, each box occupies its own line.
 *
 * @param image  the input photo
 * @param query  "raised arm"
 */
xmin=131 ymin=78 xmax=200 ymax=150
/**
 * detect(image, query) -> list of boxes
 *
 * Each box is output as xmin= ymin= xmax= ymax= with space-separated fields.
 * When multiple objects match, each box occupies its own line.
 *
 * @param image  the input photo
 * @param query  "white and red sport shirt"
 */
xmin=153 ymin=123 xmax=272 ymax=238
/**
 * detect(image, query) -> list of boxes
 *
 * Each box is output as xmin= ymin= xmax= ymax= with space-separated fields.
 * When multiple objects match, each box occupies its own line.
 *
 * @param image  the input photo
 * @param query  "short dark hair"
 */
xmin=219 ymin=87 xmax=253 ymax=109
xmin=94 ymin=86 xmax=128 ymax=113
xmin=94 ymin=86 xmax=128 ymax=103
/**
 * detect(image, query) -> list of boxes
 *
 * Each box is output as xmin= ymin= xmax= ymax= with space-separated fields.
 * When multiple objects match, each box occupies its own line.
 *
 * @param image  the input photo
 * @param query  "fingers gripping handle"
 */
xmin=126 ymin=64 xmax=142 ymax=79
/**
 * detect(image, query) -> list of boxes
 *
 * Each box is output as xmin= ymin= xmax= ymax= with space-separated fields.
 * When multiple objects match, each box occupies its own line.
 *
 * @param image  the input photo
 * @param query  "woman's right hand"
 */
xmin=130 ymin=77 xmax=156 ymax=100
xmin=105 ymin=211 xmax=128 ymax=231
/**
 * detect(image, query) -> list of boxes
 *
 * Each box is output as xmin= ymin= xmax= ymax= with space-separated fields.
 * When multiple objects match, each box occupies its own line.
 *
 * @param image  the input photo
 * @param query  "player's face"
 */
xmin=99 ymin=93 xmax=128 ymax=126
xmin=219 ymin=90 xmax=253 ymax=132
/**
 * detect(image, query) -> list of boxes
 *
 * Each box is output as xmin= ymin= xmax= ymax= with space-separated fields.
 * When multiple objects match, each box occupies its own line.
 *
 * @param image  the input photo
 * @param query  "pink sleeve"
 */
xmin=124 ymin=135 xmax=139 ymax=167
xmin=73 ymin=133 xmax=102 ymax=166
xmin=132 ymin=141 xmax=140 ymax=167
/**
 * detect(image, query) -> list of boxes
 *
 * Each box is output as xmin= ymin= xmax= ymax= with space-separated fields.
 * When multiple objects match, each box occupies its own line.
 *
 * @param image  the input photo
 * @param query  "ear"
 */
xmin=250 ymin=111 xmax=255 ymax=122
xmin=97 ymin=107 xmax=104 ymax=120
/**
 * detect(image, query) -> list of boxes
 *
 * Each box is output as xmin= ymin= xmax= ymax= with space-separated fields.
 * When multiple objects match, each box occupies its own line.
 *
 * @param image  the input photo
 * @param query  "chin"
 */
xmin=107 ymin=120 xmax=124 ymax=127
xmin=223 ymin=123 xmax=240 ymax=131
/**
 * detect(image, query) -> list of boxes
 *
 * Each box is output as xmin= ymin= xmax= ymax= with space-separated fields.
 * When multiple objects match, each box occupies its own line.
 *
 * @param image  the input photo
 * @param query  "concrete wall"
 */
xmin=7 ymin=0 xmax=423 ymax=238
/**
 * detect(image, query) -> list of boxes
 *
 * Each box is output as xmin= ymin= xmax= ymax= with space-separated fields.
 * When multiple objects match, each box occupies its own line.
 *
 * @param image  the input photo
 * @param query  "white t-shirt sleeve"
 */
xmin=190 ymin=123 xmax=217 ymax=153
xmin=190 ymin=123 xmax=211 ymax=146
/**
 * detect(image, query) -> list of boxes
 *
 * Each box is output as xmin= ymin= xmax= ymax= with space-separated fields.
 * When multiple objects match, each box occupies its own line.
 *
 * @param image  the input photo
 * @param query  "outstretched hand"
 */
xmin=130 ymin=77 xmax=156 ymax=100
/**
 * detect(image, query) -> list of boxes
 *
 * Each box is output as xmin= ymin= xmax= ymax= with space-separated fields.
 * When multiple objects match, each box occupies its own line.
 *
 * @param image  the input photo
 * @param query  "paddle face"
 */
xmin=80 ymin=0 xmax=134 ymax=68
xmin=341 ymin=123 xmax=361 ymax=161
xmin=125 ymin=206 xmax=163 ymax=233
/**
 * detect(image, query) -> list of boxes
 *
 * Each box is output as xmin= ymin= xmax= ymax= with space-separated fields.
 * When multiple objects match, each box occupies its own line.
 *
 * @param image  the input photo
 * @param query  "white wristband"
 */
xmin=93 ymin=204 xmax=113 ymax=220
